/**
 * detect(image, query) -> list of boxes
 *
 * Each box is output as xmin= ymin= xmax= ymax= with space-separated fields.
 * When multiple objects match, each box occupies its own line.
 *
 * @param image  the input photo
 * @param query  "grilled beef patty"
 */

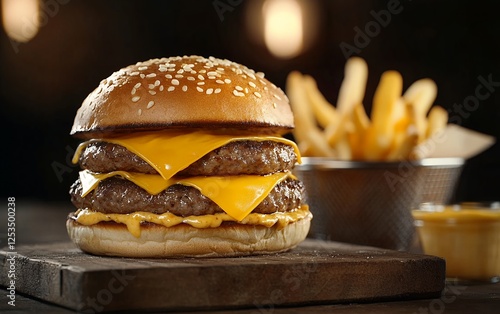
xmin=78 ymin=140 xmax=298 ymax=176
xmin=70 ymin=177 xmax=305 ymax=216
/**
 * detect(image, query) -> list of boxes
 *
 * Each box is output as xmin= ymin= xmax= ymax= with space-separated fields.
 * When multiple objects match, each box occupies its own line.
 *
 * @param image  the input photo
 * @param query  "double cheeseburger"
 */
xmin=67 ymin=55 xmax=312 ymax=257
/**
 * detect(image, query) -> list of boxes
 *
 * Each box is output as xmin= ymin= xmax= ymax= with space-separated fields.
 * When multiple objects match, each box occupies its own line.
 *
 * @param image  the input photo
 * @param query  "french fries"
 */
xmin=286 ymin=57 xmax=448 ymax=161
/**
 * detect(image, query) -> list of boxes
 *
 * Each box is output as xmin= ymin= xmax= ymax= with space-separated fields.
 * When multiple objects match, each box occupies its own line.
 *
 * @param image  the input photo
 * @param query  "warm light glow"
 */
xmin=1 ymin=0 xmax=40 ymax=42
xmin=263 ymin=0 xmax=303 ymax=59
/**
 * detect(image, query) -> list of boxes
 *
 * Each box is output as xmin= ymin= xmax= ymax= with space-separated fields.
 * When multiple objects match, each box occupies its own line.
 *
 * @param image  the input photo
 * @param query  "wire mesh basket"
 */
xmin=294 ymin=157 xmax=464 ymax=251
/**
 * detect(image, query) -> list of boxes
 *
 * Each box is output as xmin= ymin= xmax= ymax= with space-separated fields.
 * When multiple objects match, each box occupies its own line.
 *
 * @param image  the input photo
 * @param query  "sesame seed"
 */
xmin=132 ymin=96 xmax=140 ymax=102
xmin=216 ymin=80 xmax=224 ymax=84
xmin=159 ymin=85 xmax=164 ymax=91
xmin=171 ymin=79 xmax=179 ymax=85
xmin=197 ymin=82 xmax=205 ymax=85
xmin=165 ymin=74 xmax=172 ymax=79
xmin=154 ymin=80 xmax=160 ymax=86
xmin=187 ymin=77 xmax=195 ymax=81
xmin=273 ymin=94 xmax=282 ymax=100
xmin=147 ymin=101 xmax=155 ymax=109
xmin=264 ymin=86 xmax=269 ymax=91
xmin=138 ymin=109 xmax=142 ymax=115
xmin=242 ymin=75 xmax=247 ymax=79
xmin=208 ymin=76 xmax=216 ymax=80
xmin=175 ymin=74 xmax=184 ymax=78
xmin=177 ymin=69 xmax=184 ymax=74
xmin=167 ymin=68 xmax=175 ymax=72
xmin=149 ymin=90 xmax=156 ymax=95
xmin=134 ymin=83 xmax=142 ymax=89
xmin=183 ymin=65 xmax=192 ymax=71
xmin=196 ymin=86 xmax=204 ymax=92
xmin=131 ymin=88 xmax=136 ymax=95
xmin=168 ymin=86 xmax=175 ymax=92
xmin=244 ymin=87 xmax=249 ymax=93
xmin=217 ymin=67 xmax=225 ymax=71
xmin=182 ymin=85 xmax=188 ymax=92
xmin=235 ymin=85 xmax=243 ymax=91
xmin=138 ymin=66 xmax=148 ymax=71
xmin=254 ymin=92 xmax=262 ymax=98
xmin=199 ymin=70 xmax=206 ymax=73
xmin=198 ymin=75 xmax=205 ymax=80
xmin=140 ymin=74 xmax=145 ymax=78
xmin=259 ymin=79 xmax=267 ymax=85
xmin=148 ymin=84 xmax=155 ymax=89
xmin=206 ymin=88 xmax=214 ymax=95
xmin=256 ymin=72 xmax=265 ymax=78
xmin=146 ymin=73 xmax=156 ymax=78
xmin=249 ymin=82 xmax=256 ymax=88
xmin=207 ymin=71 xmax=219 ymax=77
xmin=190 ymin=71 xmax=197 ymax=74
xmin=214 ymin=88 xmax=221 ymax=94
xmin=233 ymin=90 xmax=245 ymax=97
xmin=273 ymin=103 xmax=277 ymax=108
xmin=224 ymin=79 xmax=231 ymax=84
xmin=130 ymin=71 xmax=140 ymax=76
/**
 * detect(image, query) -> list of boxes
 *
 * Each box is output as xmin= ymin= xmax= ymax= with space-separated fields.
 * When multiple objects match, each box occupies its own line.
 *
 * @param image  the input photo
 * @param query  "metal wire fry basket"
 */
xmin=294 ymin=157 xmax=464 ymax=251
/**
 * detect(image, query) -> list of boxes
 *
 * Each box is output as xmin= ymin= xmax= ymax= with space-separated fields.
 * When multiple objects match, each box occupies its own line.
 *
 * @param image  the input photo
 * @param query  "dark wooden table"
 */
xmin=1 ymin=201 xmax=499 ymax=313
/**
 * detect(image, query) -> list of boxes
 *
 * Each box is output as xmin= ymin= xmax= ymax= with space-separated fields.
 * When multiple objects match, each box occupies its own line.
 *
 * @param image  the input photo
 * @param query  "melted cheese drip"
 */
xmin=72 ymin=131 xmax=301 ymax=180
xmin=79 ymin=170 xmax=294 ymax=221
xmin=71 ymin=205 xmax=311 ymax=238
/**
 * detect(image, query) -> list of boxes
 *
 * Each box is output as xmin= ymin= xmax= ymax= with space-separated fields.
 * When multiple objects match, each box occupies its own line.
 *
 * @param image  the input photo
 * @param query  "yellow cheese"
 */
xmin=79 ymin=170 xmax=293 ymax=221
xmin=72 ymin=205 xmax=311 ymax=237
xmin=73 ymin=131 xmax=301 ymax=180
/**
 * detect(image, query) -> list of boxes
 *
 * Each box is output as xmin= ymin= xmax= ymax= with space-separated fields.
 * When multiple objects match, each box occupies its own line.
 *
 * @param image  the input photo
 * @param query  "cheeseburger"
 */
xmin=67 ymin=55 xmax=311 ymax=257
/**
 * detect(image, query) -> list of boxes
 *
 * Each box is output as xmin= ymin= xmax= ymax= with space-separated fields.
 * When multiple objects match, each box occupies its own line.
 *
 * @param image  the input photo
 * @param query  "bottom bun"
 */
xmin=66 ymin=216 xmax=311 ymax=258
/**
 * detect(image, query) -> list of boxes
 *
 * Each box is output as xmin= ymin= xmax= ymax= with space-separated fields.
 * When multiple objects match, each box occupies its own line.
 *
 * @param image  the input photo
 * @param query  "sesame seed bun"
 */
xmin=71 ymin=55 xmax=294 ymax=139
xmin=66 ymin=214 xmax=312 ymax=258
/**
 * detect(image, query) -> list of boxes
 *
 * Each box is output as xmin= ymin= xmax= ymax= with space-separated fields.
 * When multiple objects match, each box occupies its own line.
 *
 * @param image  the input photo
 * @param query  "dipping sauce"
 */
xmin=412 ymin=203 xmax=500 ymax=282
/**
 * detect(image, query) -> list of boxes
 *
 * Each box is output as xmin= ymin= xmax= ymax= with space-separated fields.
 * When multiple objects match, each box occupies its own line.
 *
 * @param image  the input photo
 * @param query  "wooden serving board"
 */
xmin=0 ymin=240 xmax=445 ymax=313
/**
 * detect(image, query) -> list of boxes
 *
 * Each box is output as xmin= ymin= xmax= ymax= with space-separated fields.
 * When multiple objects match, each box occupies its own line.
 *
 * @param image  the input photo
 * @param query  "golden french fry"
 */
xmin=364 ymin=70 xmax=403 ymax=160
xmin=286 ymin=71 xmax=336 ymax=157
xmin=334 ymin=136 xmax=352 ymax=160
xmin=286 ymin=71 xmax=314 ymax=143
xmin=426 ymin=105 xmax=448 ymax=139
xmin=303 ymin=75 xmax=338 ymax=129
xmin=352 ymin=103 xmax=370 ymax=133
xmin=347 ymin=103 xmax=370 ymax=160
xmin=325 ymin=57 xmax=369 ymax=147
xmin=336 ymin=57 xmax=369 ymax=114
xmin=387 ymin=103 xmax=418 ymax=160
xmin=403 ymin=79 xmax=438 ymax=143
xmin=387 ymin=127 xmax=419 ymax=160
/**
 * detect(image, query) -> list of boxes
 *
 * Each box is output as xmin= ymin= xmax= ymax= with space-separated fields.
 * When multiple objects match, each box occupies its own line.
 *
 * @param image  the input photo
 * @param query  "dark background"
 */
xmin=1 ymin=0 xmax=499 ymax=203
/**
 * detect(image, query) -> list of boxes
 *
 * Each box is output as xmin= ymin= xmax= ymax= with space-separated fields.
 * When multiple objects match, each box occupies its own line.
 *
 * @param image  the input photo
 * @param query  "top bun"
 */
xmin=71 ymin=56 xmax=294 ymax=139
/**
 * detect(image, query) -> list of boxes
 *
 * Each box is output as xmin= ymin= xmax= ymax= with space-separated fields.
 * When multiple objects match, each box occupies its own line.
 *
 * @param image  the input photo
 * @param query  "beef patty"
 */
xmin=70 ymin=177 xmax=305 ymax=216
xmin=78 ymin=140 xmax=298 ymax=176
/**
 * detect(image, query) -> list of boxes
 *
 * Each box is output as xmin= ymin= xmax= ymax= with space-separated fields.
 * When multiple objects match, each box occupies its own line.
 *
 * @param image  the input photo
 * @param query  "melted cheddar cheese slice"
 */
xmin=79 ymin=170 xmax=294 ymax=221
xmin=72 ymin=205 xmax=311 ymax=237
xmin=73 ymin=131 xmax=301 ymax=180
